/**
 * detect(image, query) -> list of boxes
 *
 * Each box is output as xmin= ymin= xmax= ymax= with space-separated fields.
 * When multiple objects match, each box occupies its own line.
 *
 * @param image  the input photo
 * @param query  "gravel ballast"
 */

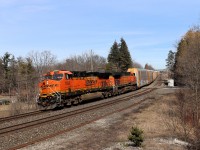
xmin=19 ymin=88 xmax=185 ymax=150
xmin=0 ymin=89 xmax=154 ymax=150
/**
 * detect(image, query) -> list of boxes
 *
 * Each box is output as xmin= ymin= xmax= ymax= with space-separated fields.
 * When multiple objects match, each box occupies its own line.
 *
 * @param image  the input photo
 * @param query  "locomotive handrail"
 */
xmin=47 ymin=82 xmax=61 ymax=104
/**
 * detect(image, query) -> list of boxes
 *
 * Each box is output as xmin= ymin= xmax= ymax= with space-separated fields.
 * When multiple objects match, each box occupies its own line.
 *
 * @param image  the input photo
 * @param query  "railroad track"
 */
xmin=2 ymin=77 xmax=162 ymax=150
xmin=0 ymin=91 xmax=150 ymax=135
xmin=0 ymin=77 xmax=160 ymax=124
xmin=0 ymin=79 xmax=160 ymax=136
xmin=0 ymin=110 xmax=44 ymax=122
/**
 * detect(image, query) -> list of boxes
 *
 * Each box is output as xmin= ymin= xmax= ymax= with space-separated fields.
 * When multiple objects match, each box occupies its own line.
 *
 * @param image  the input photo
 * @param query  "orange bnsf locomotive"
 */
xmin=37 ymin=70 xmax=137 ymax=110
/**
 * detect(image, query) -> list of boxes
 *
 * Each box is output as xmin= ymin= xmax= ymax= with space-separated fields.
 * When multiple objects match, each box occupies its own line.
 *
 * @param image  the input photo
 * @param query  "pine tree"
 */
xmin=107 ymin=41 xmax=120 ymax=71
xmin=165 ymin=50 xmax=175 ymax=78
xmin=2 ymin=52 xmax=12 ymax=92
xmin=166 ymin=50 xmax=175 ymax=72
xmin=128 ymin=126 xmax=144 ymax=147
xmin=2 ymin=52 xmax=11 ymax=80
xmin=118 ymin=38 xmax=132 ymax=71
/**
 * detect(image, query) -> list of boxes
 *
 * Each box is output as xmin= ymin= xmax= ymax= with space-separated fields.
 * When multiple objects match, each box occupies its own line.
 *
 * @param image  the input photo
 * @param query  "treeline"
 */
xmin=0 ymin=50 xmax=108 ymax=102
xmin=166 ymin=25 xmax=200 ymax=149
xmin=107 ymin=38 xmax=154 ymax=71
xmin=0 ymin=38 xmax=154 ymax=103
xmin=0 ymin=51 xmax=57 ymax=102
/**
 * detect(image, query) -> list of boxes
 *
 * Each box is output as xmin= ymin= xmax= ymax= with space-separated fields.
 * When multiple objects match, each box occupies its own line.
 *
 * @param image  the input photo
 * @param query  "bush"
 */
xmin=0 ymin=99 xmax=10 ymax=105
xmin=128 ymin=126 xmax=144 ymax=147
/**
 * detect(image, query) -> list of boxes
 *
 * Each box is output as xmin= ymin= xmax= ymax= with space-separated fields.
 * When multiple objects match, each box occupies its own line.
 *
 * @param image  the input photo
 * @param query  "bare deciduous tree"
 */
xmin=29 ymin=50 xmax=57 ymax=75
xmin=65 ymin=51 xmax=106 ymax=72
xmin=144 ymin=63 xmax=154 ymax=70
xmin=132 ymin=60 xmax=143 ymax=69
xmin=172 ymin=26 xmax=200 ymax=149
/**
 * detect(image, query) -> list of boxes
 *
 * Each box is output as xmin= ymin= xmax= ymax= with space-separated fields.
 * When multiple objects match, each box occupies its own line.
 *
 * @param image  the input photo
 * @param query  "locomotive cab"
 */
xmin=37 ymin=70 xmax=72 ymax=110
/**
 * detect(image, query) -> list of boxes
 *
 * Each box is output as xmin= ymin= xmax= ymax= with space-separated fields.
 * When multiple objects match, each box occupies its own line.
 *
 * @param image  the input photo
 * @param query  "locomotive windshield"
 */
xmin=42 ymin=75 xmax=52 ymax=80
xmin=52 ymin=73 xmax=63 ymax=80
xmin=42 ymin=73 xmax=63 ymax=81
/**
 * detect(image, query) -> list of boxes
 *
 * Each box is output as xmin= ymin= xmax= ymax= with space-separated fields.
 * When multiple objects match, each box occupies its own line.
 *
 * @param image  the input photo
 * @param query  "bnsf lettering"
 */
xmin=41 ymin=84 xmax=58 ymax=89
xmin=86 ymin=80 xmax=97 ymax=86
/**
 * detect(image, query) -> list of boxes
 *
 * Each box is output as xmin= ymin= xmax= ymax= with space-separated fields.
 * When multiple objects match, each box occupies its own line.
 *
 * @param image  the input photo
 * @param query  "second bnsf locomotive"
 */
xmin=37 ymin=70 xmax=137 ymax=110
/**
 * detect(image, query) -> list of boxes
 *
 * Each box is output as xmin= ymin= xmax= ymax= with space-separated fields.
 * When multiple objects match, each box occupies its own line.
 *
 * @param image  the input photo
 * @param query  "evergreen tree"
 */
xmin=107 ymin=41 xmax=120 ymax=71
xmin=118 ymin=38 xmax=132 ymax=71
xmin=2 ymin=52 xmax=12 ymax=92
xmin=166 ymin=50 xmax=175 ymax=72
xmin=2 ymin=52 xmax=11 ymax=80
xmin=166 ymin=50 xmax=175 ymax=79
xmin=128 ymin=126 xmax=144 ymax=147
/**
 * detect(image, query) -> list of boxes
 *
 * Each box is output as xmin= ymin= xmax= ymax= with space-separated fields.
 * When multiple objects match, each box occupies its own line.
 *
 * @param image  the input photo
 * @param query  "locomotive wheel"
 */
xmin=104 ymin=92 xmax=109 ymax=98
xmin=78 ymin=97 xmax=82 ymax=103
xmin=103 ymin=93 xmax=107 ymax=99
xmin=73 ymin=97 xmax=81 ymax=105
xmin=66 ymin=99 xmax=72 ymax=106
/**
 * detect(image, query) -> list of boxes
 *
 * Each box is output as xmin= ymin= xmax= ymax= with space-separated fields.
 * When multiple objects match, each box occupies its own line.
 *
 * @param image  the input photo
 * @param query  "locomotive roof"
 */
xmin=70 ymin=71 xmax=112 ymax=79
xmin=53 ymin=70 xmax=72 ymax=74
xmin=45 ymin=70 xmax=133 ymax=79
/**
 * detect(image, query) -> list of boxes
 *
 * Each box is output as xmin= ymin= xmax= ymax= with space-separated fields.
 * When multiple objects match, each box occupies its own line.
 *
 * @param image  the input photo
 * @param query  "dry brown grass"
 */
xmin=133 ymin=98 xmax=170 ymax=137
xmin=14 ymin=88 xmax=188 ymax=149
xmin=123 ymin=93 xmax=187 ymax=150
xmin=0 ymin=101 xmax=37 ymax=117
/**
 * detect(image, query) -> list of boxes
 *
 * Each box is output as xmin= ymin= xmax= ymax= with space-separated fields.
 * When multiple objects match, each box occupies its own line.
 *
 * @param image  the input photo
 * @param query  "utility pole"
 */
xmin=90 ymin=49 xmax=93 ymax=72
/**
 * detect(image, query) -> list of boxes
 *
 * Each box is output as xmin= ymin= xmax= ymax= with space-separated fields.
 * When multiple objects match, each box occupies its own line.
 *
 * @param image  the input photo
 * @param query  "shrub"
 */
xmin=0 ymin=99 xmax=10 ymax=105
xmin=128 ymin=126 xmax=144 ymax=147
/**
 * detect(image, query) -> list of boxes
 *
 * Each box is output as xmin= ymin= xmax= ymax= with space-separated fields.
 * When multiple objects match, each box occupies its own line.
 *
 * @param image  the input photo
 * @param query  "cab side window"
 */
xmin=65 ymin=74 xmax=69 ymax=80
xmin=65 ymin=74 xmax=72 ymax=80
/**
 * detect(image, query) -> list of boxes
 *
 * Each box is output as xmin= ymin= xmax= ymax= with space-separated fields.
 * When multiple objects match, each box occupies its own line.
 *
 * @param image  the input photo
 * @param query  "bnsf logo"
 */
xmin=86 ymin=80 xmax=97 ymax=86
xmin=41 ymin=84 xmax=58 ymax=89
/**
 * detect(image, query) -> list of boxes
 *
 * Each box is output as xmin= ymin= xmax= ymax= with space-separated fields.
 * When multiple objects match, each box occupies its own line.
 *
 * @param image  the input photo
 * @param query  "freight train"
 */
xmin=36 ymin=68 xmax=159 ymax=110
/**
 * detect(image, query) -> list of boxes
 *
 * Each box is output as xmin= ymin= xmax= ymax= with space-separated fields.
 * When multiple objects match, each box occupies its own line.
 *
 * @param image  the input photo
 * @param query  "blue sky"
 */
xmin=0 ymin=0 xmax=200 ymax=69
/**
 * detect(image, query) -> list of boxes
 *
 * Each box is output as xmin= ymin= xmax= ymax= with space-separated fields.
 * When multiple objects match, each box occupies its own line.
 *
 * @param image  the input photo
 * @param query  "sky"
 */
xmin=0 ymin=0 xmax=200 ymax=69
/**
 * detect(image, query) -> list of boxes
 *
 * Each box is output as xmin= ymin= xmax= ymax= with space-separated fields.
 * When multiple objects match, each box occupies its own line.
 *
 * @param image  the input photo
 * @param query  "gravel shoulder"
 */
xmin=20 ymin=86 xmax=187 ymax=150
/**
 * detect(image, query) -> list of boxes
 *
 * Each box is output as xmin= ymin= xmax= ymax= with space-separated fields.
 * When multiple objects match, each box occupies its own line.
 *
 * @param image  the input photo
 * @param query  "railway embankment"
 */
xmin=0 ymin=75 xmax=188 ymax=150
xmin=19 ymin=83 xmax=187 ymax=150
